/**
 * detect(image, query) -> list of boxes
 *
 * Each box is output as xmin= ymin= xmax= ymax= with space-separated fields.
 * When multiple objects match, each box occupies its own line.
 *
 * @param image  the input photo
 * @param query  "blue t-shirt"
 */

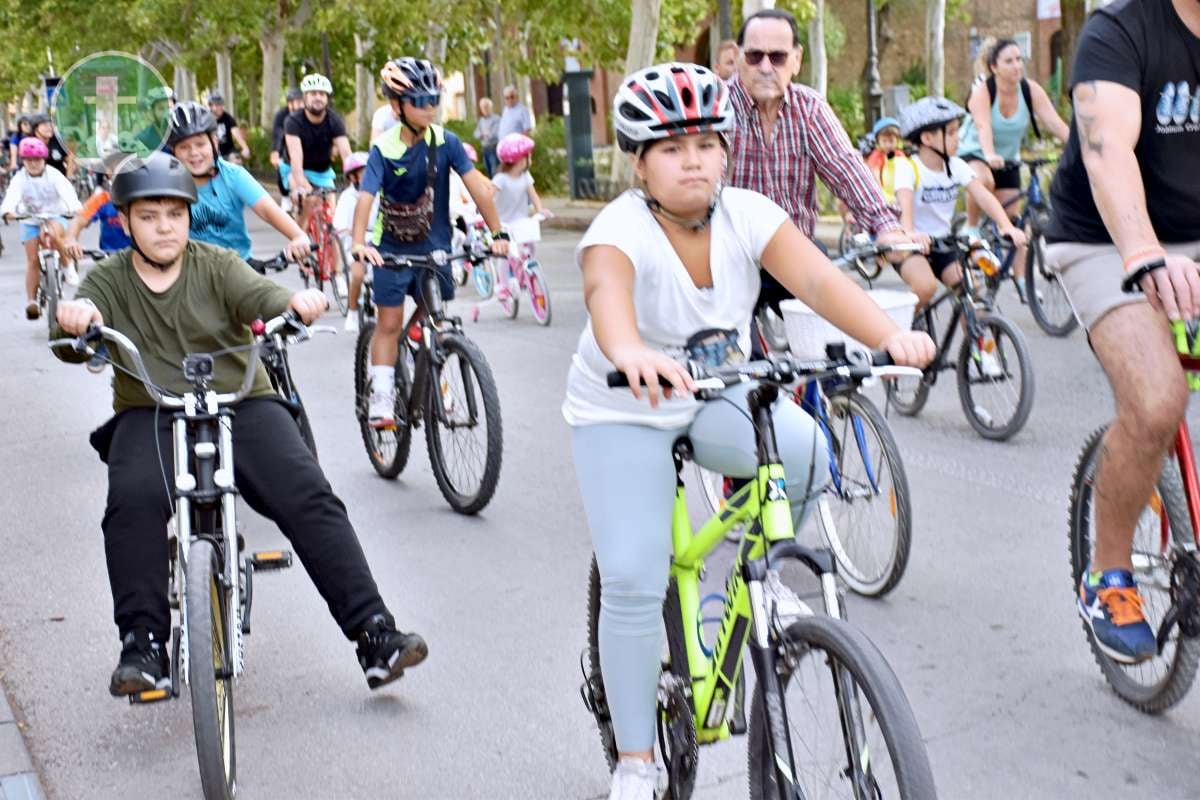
xmin=190 ymin=159 xmax=268 ymax=258
xmin=94 ymin=201 xmax=131 ymax=252
xmin=359 ymin=125 xmax=474 ymax=256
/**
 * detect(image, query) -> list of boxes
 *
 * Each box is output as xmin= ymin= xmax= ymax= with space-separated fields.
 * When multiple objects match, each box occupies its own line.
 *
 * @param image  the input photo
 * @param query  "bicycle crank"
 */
xmin=657 ymin=673 xmax=698 ymax=800
xmin=1155 ymin=552 xmax=1200 ymax=654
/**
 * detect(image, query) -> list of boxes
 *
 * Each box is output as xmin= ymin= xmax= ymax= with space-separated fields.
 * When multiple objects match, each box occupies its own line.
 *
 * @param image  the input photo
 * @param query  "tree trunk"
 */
xmin=809 ymin=0 xmax=827 ymax=95
xmin=354 ymin=31 xmax=373 ymax=145
xmin=215 ymin=50 xmax=234 ymax=115
xmin=1059 ymin=0 xmax=1087 ymax=87
xmin=465 ymin=61 xmax=478 ymax=123
xmin=427 ymin=27 xmax=448 ymax=123
xmin=741 ymin=0 xmax=775 ymax=20
xmin=717 ymin=0 xmax=734 ymax=40
xmin=611 ymin=0 xmax=663 ymax=185
xmin=260 ymin=33 xmax=285 ymax=130
xmin=925 ymin=0 xmax=946 ymax=98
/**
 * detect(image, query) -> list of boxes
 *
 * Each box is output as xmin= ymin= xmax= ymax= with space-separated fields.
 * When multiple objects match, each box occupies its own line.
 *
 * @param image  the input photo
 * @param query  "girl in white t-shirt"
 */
xmin=568 ymin=63 xmax=934 ymax=800
xmin=892 ymin=97 xmax=1026 ymax=309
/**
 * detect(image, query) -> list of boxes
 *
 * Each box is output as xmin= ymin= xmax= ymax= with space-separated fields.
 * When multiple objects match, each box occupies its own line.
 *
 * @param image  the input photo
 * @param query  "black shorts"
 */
xmin=755 ymin=239 xmax=829 ymax=314
xmin=895 ymin=246 xmax=959 ymax=282
xmin=962 ymin=154 xmax=1021 ymax=191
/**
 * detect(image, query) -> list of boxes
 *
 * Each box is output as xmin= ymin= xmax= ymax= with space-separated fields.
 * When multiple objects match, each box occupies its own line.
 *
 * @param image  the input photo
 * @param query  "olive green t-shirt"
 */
xmin=51 ymin=241 xmax=293 ymax=412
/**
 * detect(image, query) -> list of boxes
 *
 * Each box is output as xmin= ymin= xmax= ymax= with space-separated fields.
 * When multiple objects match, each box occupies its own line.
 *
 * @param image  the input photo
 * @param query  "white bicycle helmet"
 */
xmin=900 ymin=97 xmax=965 ymax=142
xmin=300 ymin=73 xmax=333 ymax=95
xmin=613 ymin=62 xmax=733 ymax=154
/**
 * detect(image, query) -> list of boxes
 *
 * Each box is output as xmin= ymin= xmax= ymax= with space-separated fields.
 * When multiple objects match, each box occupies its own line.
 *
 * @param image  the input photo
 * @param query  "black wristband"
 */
xmin=1120 ymin=257 xmax=1167 ymax=294
xmin=491 ymin=230 xmax=510 ymax=241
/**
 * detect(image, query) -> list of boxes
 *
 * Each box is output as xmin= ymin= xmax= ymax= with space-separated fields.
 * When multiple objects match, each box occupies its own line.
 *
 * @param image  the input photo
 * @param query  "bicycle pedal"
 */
xmin=250 ymin=550 xmax=293 ymax=571
xmin=129 ymin=686 xmax=172 ymax=705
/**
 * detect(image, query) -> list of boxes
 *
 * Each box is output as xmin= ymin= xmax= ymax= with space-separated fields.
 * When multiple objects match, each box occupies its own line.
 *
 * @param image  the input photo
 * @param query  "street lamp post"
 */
xmin=864 ymin=0 xmax=883 ymax=128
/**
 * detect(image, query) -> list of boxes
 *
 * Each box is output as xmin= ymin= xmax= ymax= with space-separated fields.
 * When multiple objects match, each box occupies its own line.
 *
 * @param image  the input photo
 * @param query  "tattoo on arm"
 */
xmin=1074 ymin=82 xmax=1105 ymax=156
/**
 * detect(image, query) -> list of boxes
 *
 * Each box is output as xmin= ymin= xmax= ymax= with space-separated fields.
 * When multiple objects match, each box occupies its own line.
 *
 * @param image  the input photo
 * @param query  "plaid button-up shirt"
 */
xmin=727 ymin=78 xmax=900 ymax=239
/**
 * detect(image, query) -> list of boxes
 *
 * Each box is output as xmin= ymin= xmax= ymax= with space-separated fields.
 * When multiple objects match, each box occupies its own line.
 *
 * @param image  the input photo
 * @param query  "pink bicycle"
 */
xmin=473 ymin=214 xmax=552 ymax=326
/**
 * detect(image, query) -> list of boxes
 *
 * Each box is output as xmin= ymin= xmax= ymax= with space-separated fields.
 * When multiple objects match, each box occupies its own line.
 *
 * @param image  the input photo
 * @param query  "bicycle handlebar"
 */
xmin=836 ymin=235 xmax=926 ymax=263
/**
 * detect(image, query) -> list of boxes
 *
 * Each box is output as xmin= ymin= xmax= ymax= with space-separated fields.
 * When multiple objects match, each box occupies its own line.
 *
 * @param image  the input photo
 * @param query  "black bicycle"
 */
xmin=353 ymin=250 xmax=503 ymax=515
xmin=50 ymin=312 xmax=316 ymax=800
xmin=885 ymin=233 xmax=1035 ymax=441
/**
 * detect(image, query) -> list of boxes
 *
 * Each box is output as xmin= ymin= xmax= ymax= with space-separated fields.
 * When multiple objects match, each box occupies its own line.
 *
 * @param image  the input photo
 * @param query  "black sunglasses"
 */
xmin=743 ymin=49 xmax=791 ymax=68
xmin=406 ymin=94 xmax=441 ymax=109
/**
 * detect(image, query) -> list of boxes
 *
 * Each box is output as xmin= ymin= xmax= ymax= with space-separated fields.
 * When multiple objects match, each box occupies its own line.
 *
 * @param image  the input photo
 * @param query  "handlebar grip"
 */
xmin=606 ymin=372 xmax=631 ymax=388
xmin=870 ymin=350 xmax=894 ymax=367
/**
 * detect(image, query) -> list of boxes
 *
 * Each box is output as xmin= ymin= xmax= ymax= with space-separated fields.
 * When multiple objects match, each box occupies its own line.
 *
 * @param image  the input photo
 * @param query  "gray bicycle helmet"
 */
xmin=28 ymin=113 xmax=51 ymax=129
xmin=380 ymin=57 xmax=442 ymax=100
xmin=110 ymin=153 xmax=198 ymax=208
xmin=208 ymin=93 xmax=224 ymax=105
xmin=286 ymin=88 xmax=303 ymax=102
xmin=167 ymin=101 xmax=217 ymax=146
xmin=900 ymin=97 xmax=966 ymax=142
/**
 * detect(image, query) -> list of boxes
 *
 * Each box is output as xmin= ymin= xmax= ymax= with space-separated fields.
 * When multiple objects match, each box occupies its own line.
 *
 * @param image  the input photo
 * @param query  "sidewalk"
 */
xmin=542 ymin=195 xmax=844 ymax=248
xmin=0 ymin=679 xmax=43 ymax=800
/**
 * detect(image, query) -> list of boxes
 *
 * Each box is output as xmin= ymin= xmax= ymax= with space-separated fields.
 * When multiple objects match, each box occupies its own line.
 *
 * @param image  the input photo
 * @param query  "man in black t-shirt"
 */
xmin=208 ymin=94 xmax=250 ymax=163
xmin=283 ymin=73 xmax=352 ymax=230
xmin=1046 ymin=0 xmax=1200 ymax=665
xmin=270 ymin=89 xmax=304 ymax=201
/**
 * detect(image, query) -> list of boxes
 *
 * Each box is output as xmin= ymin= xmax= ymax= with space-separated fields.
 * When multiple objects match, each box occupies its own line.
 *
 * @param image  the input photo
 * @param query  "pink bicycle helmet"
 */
xmin=462 ymin=142 xmax=478 ymax=162
xmin=18 ymin=137 xmax=48 ymax=159
xmin=343 ymin=151 xmax=369 ymax=175
xmin=497 ymin=133 xmax=534 ymax=164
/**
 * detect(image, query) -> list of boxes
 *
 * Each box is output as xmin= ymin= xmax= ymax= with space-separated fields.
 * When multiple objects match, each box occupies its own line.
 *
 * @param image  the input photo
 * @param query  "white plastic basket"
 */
xmin=780 ymin=289 xmax=918 ymax=361
xmin=505 ymin=215 xmax=542 ymax=244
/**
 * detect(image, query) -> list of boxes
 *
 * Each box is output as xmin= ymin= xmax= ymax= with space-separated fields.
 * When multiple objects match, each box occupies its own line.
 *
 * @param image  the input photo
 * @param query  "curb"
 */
xmin=0 ymin=678 xmax=45 ymax=800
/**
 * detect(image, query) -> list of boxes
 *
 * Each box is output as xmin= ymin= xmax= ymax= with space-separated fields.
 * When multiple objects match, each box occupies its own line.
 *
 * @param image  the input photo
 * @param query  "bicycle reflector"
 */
xmin=1172 ymin=320 xmax=1200 ymax=391
xmin=969 ymin=243 xmax=1001 ymax=277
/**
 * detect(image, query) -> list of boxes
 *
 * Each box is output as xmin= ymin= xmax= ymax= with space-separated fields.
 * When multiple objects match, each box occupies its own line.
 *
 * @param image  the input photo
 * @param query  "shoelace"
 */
xmin=1097 ymin=586 xmax=1147 ymax=627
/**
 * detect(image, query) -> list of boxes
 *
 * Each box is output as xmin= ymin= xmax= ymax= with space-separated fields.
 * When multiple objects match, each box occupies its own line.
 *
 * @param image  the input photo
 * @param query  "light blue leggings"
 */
xmin=571 ymin=382 xmax=829 ymax=752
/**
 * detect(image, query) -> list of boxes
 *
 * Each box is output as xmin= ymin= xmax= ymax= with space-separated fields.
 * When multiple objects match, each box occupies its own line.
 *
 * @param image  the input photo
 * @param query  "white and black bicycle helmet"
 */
xmin=900 ymin=97 xmax=965 ymax=142
xmin=299 ymin=73 xmax=333 ymax=95
xmin=167 ymin=101 xmax=217 ymax=147
xmin=379 ymin=57 xmax=442 ymax=101
xmin=613 ymin=62 xmax=733 ymax=155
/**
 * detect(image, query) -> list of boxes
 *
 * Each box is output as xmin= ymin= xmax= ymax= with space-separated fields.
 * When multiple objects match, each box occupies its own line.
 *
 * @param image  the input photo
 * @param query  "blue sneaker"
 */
xmin=1077 ymin=568 xmax=1157 ymax=664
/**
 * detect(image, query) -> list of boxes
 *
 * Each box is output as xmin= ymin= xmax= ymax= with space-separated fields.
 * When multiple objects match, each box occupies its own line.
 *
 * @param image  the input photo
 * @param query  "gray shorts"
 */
xmin=1046 ymin=240 xmax=1200 ymax=331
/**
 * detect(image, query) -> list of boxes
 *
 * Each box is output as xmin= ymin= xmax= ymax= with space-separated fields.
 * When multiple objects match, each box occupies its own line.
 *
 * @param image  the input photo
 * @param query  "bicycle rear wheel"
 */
xmin=323 ymin=222 xmax=349 ymax=316
xmin=354 ymin=321 xmax=413 ymax=478
xmin=819 ymin=392 xmax=913 ymax=597
xmin=747 ymin=614 xmax=936 ymax=800
xmin=424 ymin=332 xmax=503 ymax=514
xmin=527 ymin=264 xmax=552 ymax=326
xmin=186 ymin=538 xmax=236 ymax=800
xmin=956 ymin=312 xmax=1034 ymax=440
xmin=1024 ymin=232 xmax=1077 ymax=337
xmin=42 ymin=256 xmax=60 ymax=332
xmin=1068 ymin=425 xmax=1200 ymax=713
xmin=473 ymin=257 xmax=496 ymax=299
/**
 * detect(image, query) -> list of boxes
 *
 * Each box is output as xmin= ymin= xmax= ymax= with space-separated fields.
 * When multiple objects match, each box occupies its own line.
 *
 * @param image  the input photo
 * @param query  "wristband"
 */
xmin=1123 ymin=248 xmax=1167 ymax=271
xmin=1120 ymin=257 xmax=1167 ymax=294
xmin=491 ymin=230 xmax=510 ymax=242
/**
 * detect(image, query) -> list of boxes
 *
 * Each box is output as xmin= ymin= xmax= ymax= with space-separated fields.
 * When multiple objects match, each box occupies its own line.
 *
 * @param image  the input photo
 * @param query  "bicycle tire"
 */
xmin=473 ymin=257 xmax=496 ymax=299
xmin=1024 ymin=232 xmax=1078 ymax=337
xmin=354 ymin=321 xmax=413 ymax=478
xmin=527 ymin=264 xmax=552 ymax=326
xmin=885 ymin=372 xmax=930 ymax=417
xmin=325 ymin=223 xmax=350 ymax=316
xmin=500 ymin=275 xmax=519 ymax=320
xmin=820 ymin=392 xmax=913 ymax=597
xmin=424 ymin=332 xmax=503 ymax=514
xmin=42 ymin=256 xmax=59 ymax=333
xmin=1068 ymin=426 xmax=1200 ymax=713
xmin=186 ymin=538 xmax=236 ymax=800
xmin=747 ymin=614 xmax=937 ymax=800
xmin=586 ymin=559 xmax=698 ymax=799
xmin=956 ymin=312 xmax=1035 ymax=441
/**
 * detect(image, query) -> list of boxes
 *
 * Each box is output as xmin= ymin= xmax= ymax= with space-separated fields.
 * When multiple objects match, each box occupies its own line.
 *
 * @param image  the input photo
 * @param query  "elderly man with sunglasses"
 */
xmin=727 ymin=9 xmax=913 ymax=313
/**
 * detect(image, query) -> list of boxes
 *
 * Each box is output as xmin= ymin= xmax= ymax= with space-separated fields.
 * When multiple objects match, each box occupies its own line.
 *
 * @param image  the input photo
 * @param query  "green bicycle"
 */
xmin=580 ymin=348 xmax=937 ymax=800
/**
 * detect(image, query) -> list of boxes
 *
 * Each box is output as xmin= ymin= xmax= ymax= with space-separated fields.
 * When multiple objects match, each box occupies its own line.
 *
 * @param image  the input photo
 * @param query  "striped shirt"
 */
xmin=727 ymin=78 xmax=899 ymax=238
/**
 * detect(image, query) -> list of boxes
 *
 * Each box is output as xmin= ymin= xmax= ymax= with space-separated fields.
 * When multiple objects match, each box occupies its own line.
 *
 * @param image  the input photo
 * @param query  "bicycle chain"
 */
xmin=657 ymin=672 xmax=698 ymax=800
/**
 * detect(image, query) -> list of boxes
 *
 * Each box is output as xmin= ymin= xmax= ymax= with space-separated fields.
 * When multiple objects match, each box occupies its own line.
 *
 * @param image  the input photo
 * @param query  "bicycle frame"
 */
xmin=798 ymin=380 xmax=880 ymax=498
xmin=914 ymin=251 xmax=988 ymax=385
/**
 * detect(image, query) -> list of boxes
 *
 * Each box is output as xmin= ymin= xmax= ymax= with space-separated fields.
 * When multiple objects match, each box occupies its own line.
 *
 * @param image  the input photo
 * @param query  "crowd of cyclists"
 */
xmin=1 ymin=0 xmax=1198 ymax=795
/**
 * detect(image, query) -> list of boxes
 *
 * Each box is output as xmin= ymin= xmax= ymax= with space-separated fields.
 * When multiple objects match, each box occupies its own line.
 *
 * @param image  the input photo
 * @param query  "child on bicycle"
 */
xmin=891 ymin=97 xmax=1026 ymax=310
xmin=0 ymin=137 xmax=82 ymax=319
xmin=335 ymin=151 xmax=378 ymax=332
xmin=351 ymin=56 xmax=508 ymax=428
xmin=565 ymin=62 xmax=934 ymax=800
xmin=838 ymin=116 xmax=912 ymax=230
xmin=491 ymin=133 xmax=551 ymax=300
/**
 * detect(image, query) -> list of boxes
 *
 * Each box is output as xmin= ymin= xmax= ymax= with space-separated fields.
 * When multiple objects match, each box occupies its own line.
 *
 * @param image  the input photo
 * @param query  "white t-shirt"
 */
xmin=371 ymin=105 xmax=399 ymax=140
xmin=562 ymin=187 xmax=789 ymax=430
xmin=0 ymin=166 xmax=81 ymax=218
xmin=333 ymin=186 xmax=379 ymax=256
xmin=492 ymin=170 xmax=533 ymax=225
xmin=892 ymin=155 xmax=975 ymax=237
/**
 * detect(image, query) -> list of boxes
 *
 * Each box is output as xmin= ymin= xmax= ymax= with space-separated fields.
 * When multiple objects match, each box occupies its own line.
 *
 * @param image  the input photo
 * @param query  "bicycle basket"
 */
xmin=505 ymin=216 xmax=542 ymax=244
xmin=781 ymin=289 xmax=917 ymax=361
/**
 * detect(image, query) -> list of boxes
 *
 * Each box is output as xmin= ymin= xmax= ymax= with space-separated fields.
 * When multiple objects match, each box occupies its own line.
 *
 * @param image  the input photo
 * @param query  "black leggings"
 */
xmin=96 ymin=398 xmax=389 ymax=643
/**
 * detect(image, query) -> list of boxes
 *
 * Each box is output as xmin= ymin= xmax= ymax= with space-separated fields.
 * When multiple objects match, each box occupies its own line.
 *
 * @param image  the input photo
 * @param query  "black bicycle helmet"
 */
xmin=286 ymin=88 xmax=303 ymax=102
xmin=167 ymin=101 xmax=217 ymax=146
xmin=380 ymin=57 xmax=442 ymax=100
xmin=28 ymin=112 xmax=51 ymax=129
xmin=208 ymin=93 xmax=224 ymax=105
xmin=110 ymin=153 xmax=198 ymax=208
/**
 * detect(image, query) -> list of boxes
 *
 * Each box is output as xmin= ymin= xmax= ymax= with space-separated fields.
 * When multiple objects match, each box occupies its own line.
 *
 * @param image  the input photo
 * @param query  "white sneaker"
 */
xmin=607 ymin=758 xmax=665 ymax=800
xmin=368 ymin=389 xmax=396 ymax=428
xmin=977 ymin=347 xmax=1004 ymax=378
xmin=335 ymin=272 xmax=348 ymax=296
xmin=63 ymin=264 xmax=80 ymax=287
xmin=344 ymin=314 xmax=359 ymax=333
xmin=763 ymin=569 xmax=813 ymax=628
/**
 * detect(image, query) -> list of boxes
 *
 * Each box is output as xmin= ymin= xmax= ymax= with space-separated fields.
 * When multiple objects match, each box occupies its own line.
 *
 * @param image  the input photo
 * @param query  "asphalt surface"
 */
xmin=1 ymin=212 xmax=1199 ymax=800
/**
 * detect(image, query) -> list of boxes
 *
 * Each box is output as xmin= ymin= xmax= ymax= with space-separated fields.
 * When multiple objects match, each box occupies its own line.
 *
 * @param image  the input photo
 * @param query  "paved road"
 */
xmin=1 ymin=213 xmax=1199 ymax=799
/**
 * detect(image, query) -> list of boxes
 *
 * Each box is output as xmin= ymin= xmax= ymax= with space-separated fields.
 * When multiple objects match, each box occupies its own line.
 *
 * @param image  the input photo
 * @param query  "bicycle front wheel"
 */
xmin=424 ymin=333 xmax=503 ymax=514
xmin=1024 ymin=232 xmax=1077 ymax=337
xmin=1068 ymin=425 xmax=1200 ymax=713
xmin=819 ymin=392 xmax=913 ymax=597
xmin=326 ymin=223 xmax=350 ymax=316
xmin=956 ymin=312 xmax=1034 ymax=441
xmin=186 ymin=538 xmax=237 ymax=800
xmin=42 ymin=257 xmax=60 ymax=332
xmin=354 ymin=321 xmax=413 ymax=478
xmin=527 ymin=264 xmax=552 ymax=326
xmin=747 ymin=615 xmax=936 ymax=800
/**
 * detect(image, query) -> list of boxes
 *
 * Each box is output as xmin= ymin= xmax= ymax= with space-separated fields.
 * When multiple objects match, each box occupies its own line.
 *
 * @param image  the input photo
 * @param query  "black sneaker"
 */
xmin=355 ymin=613 xmax=428 ymax=690
xmin=109 ymin=629 xmax=170 ymax=697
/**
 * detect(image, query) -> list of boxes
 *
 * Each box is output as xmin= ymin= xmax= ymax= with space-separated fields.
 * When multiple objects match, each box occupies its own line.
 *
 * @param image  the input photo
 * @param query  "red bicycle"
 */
xmin=1069 ymin=321 xmax=1200 ymax=713
xmin=296 ymin=187 xmax=349 ymax=316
